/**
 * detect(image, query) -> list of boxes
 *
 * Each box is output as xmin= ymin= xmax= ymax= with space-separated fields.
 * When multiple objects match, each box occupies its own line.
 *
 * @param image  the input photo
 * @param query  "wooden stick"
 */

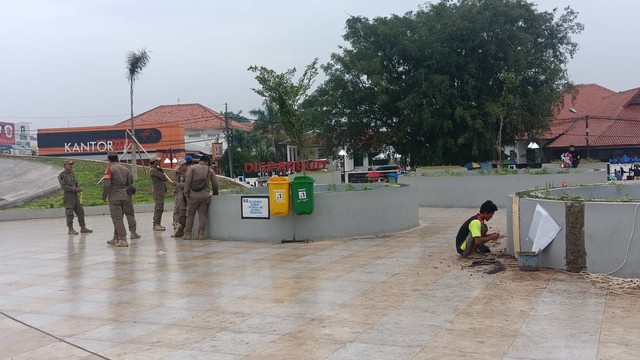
xmin=126 ymin=129 xmax=152 ymax=159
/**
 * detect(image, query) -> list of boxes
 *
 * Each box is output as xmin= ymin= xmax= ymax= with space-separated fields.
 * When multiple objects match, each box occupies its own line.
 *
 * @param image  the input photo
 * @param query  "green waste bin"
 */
xmin=291 ymin=175 xmax=315 ymax=215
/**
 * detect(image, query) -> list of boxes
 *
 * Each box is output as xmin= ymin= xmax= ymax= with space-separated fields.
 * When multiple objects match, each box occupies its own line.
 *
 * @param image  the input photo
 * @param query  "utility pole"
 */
xmin=585 ymin=115 xmax=590 ymax=159
xmin=222 ymin=103 xmax=234 ymax=178
xmin=569 ymin=108 xmax=590 ymax=160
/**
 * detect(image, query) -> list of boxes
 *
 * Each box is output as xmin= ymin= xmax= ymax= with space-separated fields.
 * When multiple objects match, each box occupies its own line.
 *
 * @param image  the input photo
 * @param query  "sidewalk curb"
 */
xmin=0 ymin=202 xmax=175 ymax=222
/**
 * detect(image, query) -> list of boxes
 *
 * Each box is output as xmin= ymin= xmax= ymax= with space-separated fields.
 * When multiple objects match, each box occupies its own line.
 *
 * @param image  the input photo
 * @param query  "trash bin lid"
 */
xmin=292 ymin=175 xmax=315 ymax=183
xmin=267 ymin=176 xmax=290 ymax=184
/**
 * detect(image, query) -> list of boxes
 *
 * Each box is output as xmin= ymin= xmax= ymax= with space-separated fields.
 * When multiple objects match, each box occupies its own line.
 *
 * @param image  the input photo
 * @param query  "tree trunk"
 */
xmin=496 ymin=115 xmax=504 ymax=171
xmin=130 ymin=81 xmax=138 ymax=180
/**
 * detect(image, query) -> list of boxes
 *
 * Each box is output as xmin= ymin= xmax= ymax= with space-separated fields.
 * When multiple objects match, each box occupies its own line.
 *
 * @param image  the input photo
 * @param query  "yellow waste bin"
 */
xmin=268 ymin=176 xmax=290 ymax=216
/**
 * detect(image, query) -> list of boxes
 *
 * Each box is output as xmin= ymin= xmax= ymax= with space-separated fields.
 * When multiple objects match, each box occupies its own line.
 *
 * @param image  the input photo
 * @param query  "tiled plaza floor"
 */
xmin=1 ymin=208 xmax=639 ymax=359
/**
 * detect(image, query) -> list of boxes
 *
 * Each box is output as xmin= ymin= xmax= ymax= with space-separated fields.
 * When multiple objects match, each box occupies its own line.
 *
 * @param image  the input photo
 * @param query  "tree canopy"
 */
xmin=312 ymin=0 xmax=583 ymax=165
xmin=248 ymin=59 xmax=320 ymax=164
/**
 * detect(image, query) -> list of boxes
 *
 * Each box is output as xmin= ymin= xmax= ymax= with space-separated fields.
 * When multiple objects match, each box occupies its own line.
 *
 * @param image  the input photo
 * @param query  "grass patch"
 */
xmin=12 ymin=157 xmax=243 ymax=210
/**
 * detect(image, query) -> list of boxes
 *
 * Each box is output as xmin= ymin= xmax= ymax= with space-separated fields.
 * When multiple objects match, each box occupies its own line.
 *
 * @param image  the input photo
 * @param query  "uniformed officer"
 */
xmin=149 ymin=156 xmax=172 ymax=231
xmin=171 ymin=158 xmax=183 ymax=229
xmin=183 ymin=154 xmax=219 ymax=240
xmin=108 ymin=167 xmax=140 ymax=242
xmin=58 ymin=159 xmax=92 ymax=235
xmin=102 ymin=151 xmax=134 ymax=247
xmin=171 ymin=158 xmax=188 ymax=238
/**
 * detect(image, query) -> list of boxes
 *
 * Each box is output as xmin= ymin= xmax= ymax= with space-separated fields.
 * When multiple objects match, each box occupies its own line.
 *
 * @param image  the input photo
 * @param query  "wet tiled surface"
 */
xmin=1 ymin=208 xmax=639 ymax=359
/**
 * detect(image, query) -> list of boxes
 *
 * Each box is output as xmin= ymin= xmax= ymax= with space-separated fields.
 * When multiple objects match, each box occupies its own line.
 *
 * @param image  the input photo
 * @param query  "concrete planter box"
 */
xmin=508 ymin=184 xmax=640 ymax=278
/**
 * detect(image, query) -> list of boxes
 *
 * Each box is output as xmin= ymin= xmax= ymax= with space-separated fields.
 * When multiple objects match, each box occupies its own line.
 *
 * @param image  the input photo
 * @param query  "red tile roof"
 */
xmin=544 ymin=84 xmax=640 ymax=148
xmin=115 ymin=104 xmax=253 ymax=132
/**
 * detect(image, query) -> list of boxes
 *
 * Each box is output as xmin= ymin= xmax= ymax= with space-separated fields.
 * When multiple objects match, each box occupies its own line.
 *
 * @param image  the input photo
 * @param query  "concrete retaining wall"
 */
xmin=401 ymin=171 xmax=606 ymax=208
xmin=204 ymin=184 xmax=419 ymax=241
xmin=2 ymin=184 xmax=420 ymax=243
xmin=0 ymin=203 xmax=166 ymax=221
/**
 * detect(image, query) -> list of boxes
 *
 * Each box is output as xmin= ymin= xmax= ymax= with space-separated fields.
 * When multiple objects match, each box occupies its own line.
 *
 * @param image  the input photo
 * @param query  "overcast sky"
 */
xmin=1 ymin=0 xmax=638 ymax=132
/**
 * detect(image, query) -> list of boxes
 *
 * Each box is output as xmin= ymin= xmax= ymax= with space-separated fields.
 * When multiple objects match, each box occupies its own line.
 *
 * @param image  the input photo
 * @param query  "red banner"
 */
xmin=243 ymin=160 xmax=327 ymax=174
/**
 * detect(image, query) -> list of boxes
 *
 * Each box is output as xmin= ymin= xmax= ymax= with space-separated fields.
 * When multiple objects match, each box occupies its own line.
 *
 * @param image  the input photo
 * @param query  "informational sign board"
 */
xmin=212 ymin=142 xmax=223 ymax=160
xmin=241 ymin=196 xmax=270 ymax=219
xmin=0 ymin=121 xmax=15 ymax=147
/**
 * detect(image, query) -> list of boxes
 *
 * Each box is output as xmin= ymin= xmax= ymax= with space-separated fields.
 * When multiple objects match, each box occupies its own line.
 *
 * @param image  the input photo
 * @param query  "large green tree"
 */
xmin=313 ymin=0 xmax=583 ymax=165
xmin=248 ymin=59 xmax=320 ymax=168
xmin=250 ymin=100 xmax=285 ymax=160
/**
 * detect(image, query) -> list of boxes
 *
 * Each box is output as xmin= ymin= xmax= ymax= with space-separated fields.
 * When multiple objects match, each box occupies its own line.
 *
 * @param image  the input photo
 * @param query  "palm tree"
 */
xmin=250 ymin=100 xmax=282 ymax=159
xmin=126 ymin=48 xmax=150 ymax=179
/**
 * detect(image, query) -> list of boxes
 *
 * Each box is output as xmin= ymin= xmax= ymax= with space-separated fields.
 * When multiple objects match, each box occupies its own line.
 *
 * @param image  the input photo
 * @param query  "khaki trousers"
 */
xmin=184 ymin=196 xmax=210 ymax=236
xmin=109 ymin=199 xmax=127 ymax=239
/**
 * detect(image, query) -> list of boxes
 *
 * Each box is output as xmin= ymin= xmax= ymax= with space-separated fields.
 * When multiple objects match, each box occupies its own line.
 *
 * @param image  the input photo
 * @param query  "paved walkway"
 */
xmin=0 ymin=157 xmax=61 ymax=209
xmin=1 ymin=208 xmax=638 ymax=359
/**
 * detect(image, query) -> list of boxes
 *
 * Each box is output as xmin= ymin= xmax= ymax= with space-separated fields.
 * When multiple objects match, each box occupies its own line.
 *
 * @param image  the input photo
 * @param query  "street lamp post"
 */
xmin=585 ymin=115 xmax=590 ymax=159
xmin=338 ymin=149 xmax=347 ymax=183
xmin=569 ymin=108 xmax=590 ymax=160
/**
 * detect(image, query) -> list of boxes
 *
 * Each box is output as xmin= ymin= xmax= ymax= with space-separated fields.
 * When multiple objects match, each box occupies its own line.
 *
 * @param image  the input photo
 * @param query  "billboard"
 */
xmin=0 ymin=121 xmax=16 ymax=149
xmin=37 ymin=125 xmax=185 ymax=156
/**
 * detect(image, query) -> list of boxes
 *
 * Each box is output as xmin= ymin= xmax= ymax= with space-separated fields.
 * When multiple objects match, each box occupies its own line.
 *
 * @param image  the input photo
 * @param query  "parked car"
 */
xmin=374 ymin=165 xmax=404 ymax=174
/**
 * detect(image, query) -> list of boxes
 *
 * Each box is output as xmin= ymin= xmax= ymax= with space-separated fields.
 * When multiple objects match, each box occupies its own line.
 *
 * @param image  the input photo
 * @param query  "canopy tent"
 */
xmin=464 ymin=162 xmax=481 ymax=170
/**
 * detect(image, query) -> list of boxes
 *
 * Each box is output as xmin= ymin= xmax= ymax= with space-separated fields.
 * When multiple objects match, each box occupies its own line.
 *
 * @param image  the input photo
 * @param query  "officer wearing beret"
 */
xmin=58 ymin=159 xmax=92 ymax=235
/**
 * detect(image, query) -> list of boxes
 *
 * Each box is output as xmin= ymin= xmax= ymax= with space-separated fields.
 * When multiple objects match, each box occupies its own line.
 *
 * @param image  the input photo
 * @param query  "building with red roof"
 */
xmin=114 ymin=103 xmax=252 ymax=158
xmin=37 ymin=103 xmax=253 ymax=169
xmin=540 ymin=84 xmax=640 ymax=162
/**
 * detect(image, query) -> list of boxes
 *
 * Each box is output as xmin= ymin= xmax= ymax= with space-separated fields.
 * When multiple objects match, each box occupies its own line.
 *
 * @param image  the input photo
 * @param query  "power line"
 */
xmin=0 ymin=114 xmax=129 ymax=119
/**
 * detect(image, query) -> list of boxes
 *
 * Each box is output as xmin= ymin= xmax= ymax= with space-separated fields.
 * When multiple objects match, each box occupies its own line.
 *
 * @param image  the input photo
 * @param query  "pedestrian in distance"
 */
xmin=102 ymin=151 xmax=135 ymax=247
xmin=149 ymin=156 xmax=173 ymax=231
xmin=568 ymin=145 xmax=581 ymax=168
xmin=58 ymin=159 xmax=93 ymax=235
xmin=183 ymin=154 xmax=219 ymax=240
xmin=455 ymin=200 xmax=503 ymax=257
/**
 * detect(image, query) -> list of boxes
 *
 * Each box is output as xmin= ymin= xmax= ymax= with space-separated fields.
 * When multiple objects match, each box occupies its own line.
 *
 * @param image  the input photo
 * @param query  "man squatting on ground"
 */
xmin=149 ymin=156 xmax=173 ymax=231
xmin=456 ymin=200 xmax=502 ymax=257
xmin=183 ymin=154 xmax=219 ymax=240
xmin=102 ymin=151 xmax=135 ymax=247
xmin=58 ymin=159 xmax=92 ymax=235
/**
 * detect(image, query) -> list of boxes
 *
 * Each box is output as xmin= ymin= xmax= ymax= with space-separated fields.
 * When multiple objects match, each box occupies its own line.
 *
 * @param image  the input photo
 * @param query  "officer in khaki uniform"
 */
xmin=149 ymin=156 xmax=172 ymax=231
xmin=109 ymin=168 xmax=140 ymax=242
xmin=102 ymin=151 xmax=134 ymax=247
xmin=58 ymin=159 xmax=92 ymax=235
xmin=171 ymin=159 xmax=183 ymax=228
xmin=183 ymin=154 xmax=219 ymax=240
xmin=171 ymin=159 xmax=188 ymax=238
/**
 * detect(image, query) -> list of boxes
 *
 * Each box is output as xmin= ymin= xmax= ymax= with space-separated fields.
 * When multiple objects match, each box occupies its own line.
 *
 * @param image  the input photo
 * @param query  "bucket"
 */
xmin=517 ymin=251 xmax=540 ymax=271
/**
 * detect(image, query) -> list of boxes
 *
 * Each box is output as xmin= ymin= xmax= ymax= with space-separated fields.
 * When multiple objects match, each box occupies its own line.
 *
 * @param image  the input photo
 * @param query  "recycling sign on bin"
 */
xmin=292 ymin=176 xmax=314 ymax=215
xmin=297 ymin=188 xmax=307 ymax=200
